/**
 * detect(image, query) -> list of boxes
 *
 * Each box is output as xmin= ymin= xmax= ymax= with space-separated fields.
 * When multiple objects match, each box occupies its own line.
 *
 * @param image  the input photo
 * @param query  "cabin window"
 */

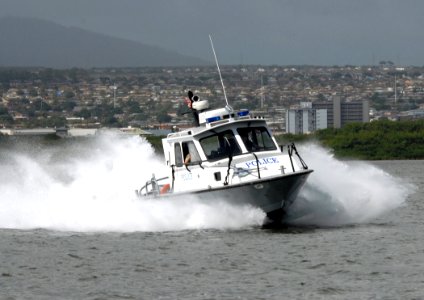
xmin=174 ymin=143 xmax=183 ymax=167
xmin=237 ymin=127 xmax=277 ymax=152
xmin=199 ymin=130 xmax=241 ymax=161
xmin=182 ymin=141 xmax=201 ymax=165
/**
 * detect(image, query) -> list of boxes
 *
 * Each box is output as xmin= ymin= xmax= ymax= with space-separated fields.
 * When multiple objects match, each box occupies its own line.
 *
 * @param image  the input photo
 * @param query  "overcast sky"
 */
xmin=1 ymin=0 xmax=423 ymax=66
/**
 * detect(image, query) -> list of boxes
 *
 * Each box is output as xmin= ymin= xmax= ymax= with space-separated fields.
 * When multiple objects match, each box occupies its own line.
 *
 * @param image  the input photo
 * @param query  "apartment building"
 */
xmin=286 ymin=102 xmax=327 ymax=134
xmin=313 ymin=96 xmax=369 ymax=128
xmin=286 ymin=97 xmax=369 ymax=133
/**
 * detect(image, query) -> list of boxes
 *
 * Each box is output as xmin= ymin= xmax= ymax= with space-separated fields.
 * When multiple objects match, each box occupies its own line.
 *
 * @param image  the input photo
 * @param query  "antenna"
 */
xmin=209 ymin=35 xmax=229 ymax=107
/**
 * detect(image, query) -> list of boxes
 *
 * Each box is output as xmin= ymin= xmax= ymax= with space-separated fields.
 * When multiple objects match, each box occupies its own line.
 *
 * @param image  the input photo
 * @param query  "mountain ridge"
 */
xmin=0 ymin=16 xmax=209 ymax=68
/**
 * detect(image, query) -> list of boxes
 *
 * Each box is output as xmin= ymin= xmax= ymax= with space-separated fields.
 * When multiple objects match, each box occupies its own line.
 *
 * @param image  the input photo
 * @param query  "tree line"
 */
xmin=277 ymin=120 xmax=424 ymax=160
xmin=144 ymin=119 xmax=424 ymax=160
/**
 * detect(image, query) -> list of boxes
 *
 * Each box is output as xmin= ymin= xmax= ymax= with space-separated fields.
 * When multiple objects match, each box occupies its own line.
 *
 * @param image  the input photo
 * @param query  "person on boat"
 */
xmin=184 ymin=153 xmax=191 ymax=165
xmin=185 ymin=90 xmax=200 ymax=126
xmin=242 ymin=136 xmax=255 ymax=152
xmin=182 ymin=141 xmax=200 ymax=165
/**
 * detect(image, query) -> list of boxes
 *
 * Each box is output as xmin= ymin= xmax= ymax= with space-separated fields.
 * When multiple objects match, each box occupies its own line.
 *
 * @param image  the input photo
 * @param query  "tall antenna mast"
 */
xmin=209 ymin=35 xmax=229 ymax=107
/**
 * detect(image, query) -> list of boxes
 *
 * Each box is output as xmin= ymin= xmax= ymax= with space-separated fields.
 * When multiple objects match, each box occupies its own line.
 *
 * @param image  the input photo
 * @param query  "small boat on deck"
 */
xmin=137 ymin=91 xmax=313 ymax=225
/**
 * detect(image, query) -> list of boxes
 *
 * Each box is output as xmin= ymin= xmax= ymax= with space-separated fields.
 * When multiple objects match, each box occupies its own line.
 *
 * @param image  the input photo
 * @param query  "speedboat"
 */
xmin=137 ymin=91 xmax=313 ymax=225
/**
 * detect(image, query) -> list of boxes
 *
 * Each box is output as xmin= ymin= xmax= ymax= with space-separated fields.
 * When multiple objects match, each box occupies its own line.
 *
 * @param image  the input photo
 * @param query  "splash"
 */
xmin=0 ymin=133 xmax=264 ymax=232
xmin=0 ymin=136 xmax=411 ymax=232
xmin=285 ymin=143 xmax=413 ymax=226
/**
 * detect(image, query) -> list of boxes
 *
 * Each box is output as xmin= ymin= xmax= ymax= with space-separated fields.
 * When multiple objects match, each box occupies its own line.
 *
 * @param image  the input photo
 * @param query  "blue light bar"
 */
xmin=206 ymin=116 xmax=221 ymax=123
xmin=237 ymin=110 xmax=249 ymax=117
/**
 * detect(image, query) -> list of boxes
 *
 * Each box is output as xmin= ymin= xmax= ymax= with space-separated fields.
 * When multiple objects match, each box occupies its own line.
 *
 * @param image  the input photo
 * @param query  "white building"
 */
xmin=285 ymin=105 xmax=327 ymax=134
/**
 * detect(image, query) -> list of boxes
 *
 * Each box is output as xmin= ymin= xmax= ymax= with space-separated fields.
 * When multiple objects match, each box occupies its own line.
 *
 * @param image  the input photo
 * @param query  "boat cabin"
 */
xmin=159 ymin=107 xmax=302 ymax=193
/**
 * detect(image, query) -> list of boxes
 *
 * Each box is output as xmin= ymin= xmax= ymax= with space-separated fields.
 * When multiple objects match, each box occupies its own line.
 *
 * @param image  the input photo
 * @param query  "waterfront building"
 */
xmin=286 ymin=97 xmax=369 ymax=133
xmin=312 ymin=96 xmax=369 ymax=128
xmin=285 ymin=102 xmax=327 ymax=134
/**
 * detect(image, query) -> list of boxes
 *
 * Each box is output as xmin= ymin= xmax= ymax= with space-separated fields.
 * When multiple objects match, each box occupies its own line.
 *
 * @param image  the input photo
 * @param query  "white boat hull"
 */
xmin=192 ymin=169 xmax=313 ymax=224
xmin=144 ymin=169 xmax=312 ymax=225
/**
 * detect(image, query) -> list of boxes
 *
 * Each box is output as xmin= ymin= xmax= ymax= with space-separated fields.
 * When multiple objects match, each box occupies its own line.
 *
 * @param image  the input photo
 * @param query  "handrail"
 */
xmin=290 ymin=143 xmax=308 ymax=170
xmin=223 ymin=137 xmax=234 ymax=186
xmin=287 ymin=144 xmax=295 ymax=172
xmin=251 ymin=152 xmax=261 ymax=179
xmin=138 ymin=145 xmax=309 ymax=196
xmin=283 ymin=143 xmax=309 ymax=172
xmin=138 ymin=176 xmax=170 ymax=196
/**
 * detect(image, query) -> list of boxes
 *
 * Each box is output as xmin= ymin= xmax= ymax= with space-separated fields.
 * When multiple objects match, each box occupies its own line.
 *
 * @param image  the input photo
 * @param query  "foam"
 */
xmin=0 ymin=134 xmax=264 ymax=232
xmin=0 ymin=137 xmax=411 ymax=232
xmin=285 ymin=144 xmax=413 ymax=226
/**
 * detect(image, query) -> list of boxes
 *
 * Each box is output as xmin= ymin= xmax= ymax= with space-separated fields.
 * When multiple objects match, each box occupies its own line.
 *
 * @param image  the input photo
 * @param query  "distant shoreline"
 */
xmin=276 ymin=119 xmax=424 ymax=160
xmin=2 ymin=119 xmax=423 ymax=161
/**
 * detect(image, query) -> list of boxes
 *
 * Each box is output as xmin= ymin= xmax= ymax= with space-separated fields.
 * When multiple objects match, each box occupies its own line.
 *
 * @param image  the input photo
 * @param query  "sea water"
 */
xmin=0 ymin=134 xmax=422 ymax=299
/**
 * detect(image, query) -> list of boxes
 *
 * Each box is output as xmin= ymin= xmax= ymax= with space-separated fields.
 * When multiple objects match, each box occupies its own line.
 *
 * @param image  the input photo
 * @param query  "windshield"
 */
xmin=237 ymin=127 xmax=277 ymax=152
xmin=199 ymin=130 xmax=241 ymax=161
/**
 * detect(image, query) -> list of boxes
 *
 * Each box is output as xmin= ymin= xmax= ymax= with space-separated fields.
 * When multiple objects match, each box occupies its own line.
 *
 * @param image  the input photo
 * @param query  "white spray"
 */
xmin=0 ymin=134 xmax=264 ymax=232
xmin=285 ymin=143 xmax=413 ymax=226
xmin=0 ymin=136 xmax=411 ymax=232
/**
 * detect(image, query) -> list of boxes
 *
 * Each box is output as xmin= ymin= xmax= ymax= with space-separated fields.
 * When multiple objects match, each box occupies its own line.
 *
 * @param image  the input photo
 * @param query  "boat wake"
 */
xmin=0 ymin=135 xmax=411 ymax=232
xmin=285 ymin=144 xmax=413 ymax=227
xmin=0 ymin=134 xmax=264 ymax=232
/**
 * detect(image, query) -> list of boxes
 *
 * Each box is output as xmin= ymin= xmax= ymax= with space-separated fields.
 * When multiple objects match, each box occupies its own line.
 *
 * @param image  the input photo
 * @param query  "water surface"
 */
xmin=0 ymin=136 xmax=422 ymax=299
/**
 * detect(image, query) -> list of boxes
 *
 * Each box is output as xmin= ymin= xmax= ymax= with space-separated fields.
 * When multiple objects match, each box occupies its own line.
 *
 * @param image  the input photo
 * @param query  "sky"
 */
xmin=1 ymin=0 xmax=423 ymax=66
